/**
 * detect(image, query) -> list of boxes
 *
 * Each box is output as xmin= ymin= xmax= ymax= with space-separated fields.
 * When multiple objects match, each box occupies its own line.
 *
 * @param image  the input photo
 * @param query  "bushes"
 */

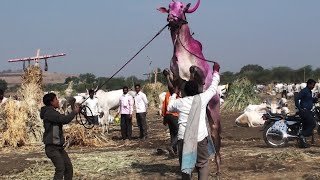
xmin=221 ymin=78 xmax=261 ymax=113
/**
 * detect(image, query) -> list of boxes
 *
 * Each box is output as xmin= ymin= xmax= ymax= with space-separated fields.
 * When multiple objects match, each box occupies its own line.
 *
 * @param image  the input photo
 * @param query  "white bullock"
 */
xmin=235 ymin=111 xmax=265 ymax=127
xmin=300 ymin=83 xmax=307 ymax=89
xmin=275 ymin=83 xmax=284 ymax=93
xmin=95 ymin=89 xmax=135 ymax=134
xmin=235 ymin=100 xmax=290 ymax=127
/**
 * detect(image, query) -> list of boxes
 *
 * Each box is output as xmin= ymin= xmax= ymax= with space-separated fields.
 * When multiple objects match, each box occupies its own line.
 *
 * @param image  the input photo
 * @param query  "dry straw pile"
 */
xmin=1 ymin=99 xmax=27 ymax=147
xmin=143 ymin=82 xmax=166 ymax=110
xmin=64 ymin=124 xmax=113 ymax=147
xmin=0 ymin=66 xmax=44 ymax=147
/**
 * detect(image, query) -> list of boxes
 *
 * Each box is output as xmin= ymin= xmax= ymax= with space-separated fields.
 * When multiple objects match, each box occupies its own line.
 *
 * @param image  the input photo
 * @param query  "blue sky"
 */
xmin=1 ymin=0 xmax=320 ymax=79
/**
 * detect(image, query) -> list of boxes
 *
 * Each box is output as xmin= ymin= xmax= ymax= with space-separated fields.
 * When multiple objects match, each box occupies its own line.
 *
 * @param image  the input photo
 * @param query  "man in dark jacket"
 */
xmin=295 ymin=79 xmax=319 ymax=148
xmin=40 ymin=93 xmax=80 ymax=180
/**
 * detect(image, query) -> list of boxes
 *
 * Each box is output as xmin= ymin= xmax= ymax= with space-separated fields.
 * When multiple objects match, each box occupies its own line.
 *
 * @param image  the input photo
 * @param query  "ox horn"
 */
xmin=186 ymin=0 xmax=200 ymax=13
xmin=94 ymin=85 xmax=99 ymax=92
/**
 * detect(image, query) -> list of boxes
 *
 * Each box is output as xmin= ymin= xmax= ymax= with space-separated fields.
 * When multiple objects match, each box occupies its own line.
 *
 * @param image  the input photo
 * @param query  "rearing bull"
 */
xmin=158 ymin=0 xmax=222 ymax=174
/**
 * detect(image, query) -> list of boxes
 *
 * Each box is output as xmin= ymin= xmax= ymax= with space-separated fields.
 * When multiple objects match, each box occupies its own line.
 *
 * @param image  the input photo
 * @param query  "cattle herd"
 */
xmin=237 ymin=82 xmax=320 ymax=127
xmin=1 ymin=81 xmax=319 ymax=132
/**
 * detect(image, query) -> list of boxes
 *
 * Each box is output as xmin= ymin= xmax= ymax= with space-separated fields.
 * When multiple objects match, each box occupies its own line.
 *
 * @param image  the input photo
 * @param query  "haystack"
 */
xmin=64 ymin=124 xmax=112 ymax=147
xmin=65 ymin=81 xmax=74 ymax=97
xmin=19 ymin=66 xmax=44 ymax=144
xmin=1 ymin=99 xmax=27 ymax=147
xmin=143 ymin=82 xmax=166 ymax=110
xmin=0 ymin=66 xmax=44 ymax=147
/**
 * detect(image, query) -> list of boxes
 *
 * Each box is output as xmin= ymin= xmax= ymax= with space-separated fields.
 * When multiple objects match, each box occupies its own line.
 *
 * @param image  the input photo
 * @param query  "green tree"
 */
xmin=313 ymin=68 xmax=320 ymax=81
xmin=270 ymin=66 xmax=293 ymax=82
xmin=240 ymin=64 xmax=264 ymax=74
xmin=0 ymin=79 xmax=8 ymax=91
xmin=296 ymin=65 xmax=313 ymax=82
xmin=220 ymin=71 xmax=234 ymax=84
xmin=64 ymin=76 xmax=80 ymax=84
xmin=79 ymin=73 xmax=96 ymax=84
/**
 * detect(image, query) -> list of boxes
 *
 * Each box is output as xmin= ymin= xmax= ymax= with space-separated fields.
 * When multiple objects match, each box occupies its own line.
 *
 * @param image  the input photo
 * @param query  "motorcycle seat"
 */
xmin=268 ymin=113 xmax=283 ymax=119
xmin=286 ymin=115 xmax=302 ymax=121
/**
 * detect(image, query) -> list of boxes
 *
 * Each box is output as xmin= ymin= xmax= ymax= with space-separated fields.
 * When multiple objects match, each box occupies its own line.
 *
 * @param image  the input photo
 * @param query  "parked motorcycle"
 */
xmin=262 ymin=104 xmax=320 ymax=148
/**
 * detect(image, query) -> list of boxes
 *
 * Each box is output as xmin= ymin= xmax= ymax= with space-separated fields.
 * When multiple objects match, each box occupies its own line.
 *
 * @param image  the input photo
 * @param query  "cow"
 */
xmin=235 ymin=111 xmax=265 ymax=127
xmin=158 ymin=0 xmax=222 ymax=174
xmin=236 ymin=100 xmax=290 ymax=127
xmin=95 ymin=89 xmax=136 ymax=134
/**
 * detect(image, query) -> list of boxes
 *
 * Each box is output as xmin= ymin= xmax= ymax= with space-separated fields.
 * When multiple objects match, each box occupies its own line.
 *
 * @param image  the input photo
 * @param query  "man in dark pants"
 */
xmin=40 ymin=93 xmax=80 ymax=180
xmin=167 ymin=63 xmax=220 ymax=180
xmin=162 ymin=91 xmax=179 ymax=156
xmin=85 ymin=89 xmax=101 ymax=125
xmin=134 ymin=84 xmax=149 ymax=139
xmin=295 ymin=79 xmax=319 ymax=148
xmin=119 ymin=86 xmax=134 ymax=140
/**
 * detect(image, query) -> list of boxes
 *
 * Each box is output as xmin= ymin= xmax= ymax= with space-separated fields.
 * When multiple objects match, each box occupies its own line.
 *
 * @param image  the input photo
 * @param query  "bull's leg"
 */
xmin=163 ymin=69 xmax=175 ymax=93
xmin=207 ymin=94 xmax=222 ymax=175
xmin=101 ymin=111 xmax=109 ymax=134
xmin=163 ymin=68 xmax=185 ymax=97
xmin=189 ymin=66 xmax=204 ymax=93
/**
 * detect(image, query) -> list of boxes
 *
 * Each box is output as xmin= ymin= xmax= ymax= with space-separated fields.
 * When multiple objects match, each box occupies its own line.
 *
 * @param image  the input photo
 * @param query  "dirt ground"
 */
xmin=1 ymin=107 xmax=320 ymax=180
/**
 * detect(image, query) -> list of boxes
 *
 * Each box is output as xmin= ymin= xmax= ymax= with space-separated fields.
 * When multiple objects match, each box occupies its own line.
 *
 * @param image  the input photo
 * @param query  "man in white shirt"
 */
xmin=134 ymin=84 xmax=149 ymax=140
xmin=119 ymin=86 xmax=134 ymax=140
xmin=167 ymin=62 xmax=220 ymax=180
xmin=85 ymin=89 xmax=101 ymax=125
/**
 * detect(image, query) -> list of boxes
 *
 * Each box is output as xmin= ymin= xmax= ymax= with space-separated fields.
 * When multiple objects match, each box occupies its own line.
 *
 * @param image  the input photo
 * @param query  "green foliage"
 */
xmin=222 ymin=78 xmax=261 ymax=113
xmin=64 ymin=76 xmax=80 ymax=84
xmin=0 ymin=79 xmax=8 ymax=91
xmin=79 ymin=73 xmax=96 ymax=84
xmin=220 ymin=71 xmax=235 ymax=84
xmin=222 ymin=64 xmax=320 ymax=84
xmin=240 ymin=64 xmax=264 ymax=74
xmin=43 ymin=83 xmax=67 ymax=95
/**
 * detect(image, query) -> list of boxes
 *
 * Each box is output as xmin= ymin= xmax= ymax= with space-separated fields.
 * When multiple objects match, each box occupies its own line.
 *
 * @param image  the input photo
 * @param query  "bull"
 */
xmin=158 ymin=0 xmax=222 ymax=175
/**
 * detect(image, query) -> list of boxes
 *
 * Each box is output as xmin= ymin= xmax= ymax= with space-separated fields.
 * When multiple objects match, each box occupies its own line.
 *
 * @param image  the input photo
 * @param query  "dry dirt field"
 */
xmin=1 ymin=109 xmax=320 ymax=180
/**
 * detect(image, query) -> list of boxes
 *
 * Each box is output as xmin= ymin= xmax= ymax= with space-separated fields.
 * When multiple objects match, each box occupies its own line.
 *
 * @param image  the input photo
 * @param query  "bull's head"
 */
xmin=158 ymin=0 xmax=200 ymax=26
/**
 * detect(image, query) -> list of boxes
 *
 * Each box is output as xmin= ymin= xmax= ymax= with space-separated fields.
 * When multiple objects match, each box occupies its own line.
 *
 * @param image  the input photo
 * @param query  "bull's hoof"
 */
xmin=162 ymin=69 xmax=170 ymax=76
xmin=189 ymin=66 xmax=197 ymax=73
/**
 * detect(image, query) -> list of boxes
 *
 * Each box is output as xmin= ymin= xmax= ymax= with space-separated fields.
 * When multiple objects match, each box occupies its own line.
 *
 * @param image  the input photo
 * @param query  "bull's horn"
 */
xmin=186 ymin=0 xmax=200 ymax=13
xmin=94 ymin=85 xmax=99 ymax=92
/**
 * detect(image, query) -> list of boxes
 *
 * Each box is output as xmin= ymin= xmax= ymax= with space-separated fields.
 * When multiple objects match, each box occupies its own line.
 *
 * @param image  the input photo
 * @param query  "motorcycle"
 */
xmin=262 ymin=103 xmax=320 ymax=148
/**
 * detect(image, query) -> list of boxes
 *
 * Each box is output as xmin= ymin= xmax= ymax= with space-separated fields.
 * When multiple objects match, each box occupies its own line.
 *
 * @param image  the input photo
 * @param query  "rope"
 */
xmin=175 ymin=21 xmax=216 ymax=64
xmin=80 ymin=23 xmax=169 ymax=105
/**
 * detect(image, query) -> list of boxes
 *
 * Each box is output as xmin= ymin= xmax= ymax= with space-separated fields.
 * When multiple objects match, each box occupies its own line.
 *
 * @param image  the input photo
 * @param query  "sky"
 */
xmin=1 ymin=0 xmax=320 ymax=79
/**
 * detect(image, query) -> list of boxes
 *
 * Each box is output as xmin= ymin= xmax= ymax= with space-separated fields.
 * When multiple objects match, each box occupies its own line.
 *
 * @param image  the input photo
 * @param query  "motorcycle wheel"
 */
xmin=263 ymin=122 xmax=288 ymax=148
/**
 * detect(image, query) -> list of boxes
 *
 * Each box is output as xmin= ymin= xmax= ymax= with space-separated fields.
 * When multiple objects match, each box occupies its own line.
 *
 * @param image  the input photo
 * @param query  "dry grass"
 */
xmin=143 ymin=83 xmax=166 ymax=110
xmin=0 ymin=99 xmax=27 ymax=147
xmin=0 ymin=66 xmax=44 ymax=147
xmin=64 ymin=124 xmax=115 ymax=147
xmin=222 ymin=78 xmax=261 ymax=113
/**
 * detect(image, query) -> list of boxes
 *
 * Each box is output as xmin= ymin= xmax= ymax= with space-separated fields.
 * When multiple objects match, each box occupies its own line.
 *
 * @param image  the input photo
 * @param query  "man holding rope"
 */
xmin=167 ymin=62 xmax=220 ymax=180
xmin=40 ymin=93 xmax=80 ymax=180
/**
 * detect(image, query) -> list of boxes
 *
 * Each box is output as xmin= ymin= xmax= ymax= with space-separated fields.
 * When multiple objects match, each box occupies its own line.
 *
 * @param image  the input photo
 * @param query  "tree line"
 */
xmin=220 ymin=65 xmax=320 ymax=85
xmin=1 ymin=65 xmax=319 ymax=93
